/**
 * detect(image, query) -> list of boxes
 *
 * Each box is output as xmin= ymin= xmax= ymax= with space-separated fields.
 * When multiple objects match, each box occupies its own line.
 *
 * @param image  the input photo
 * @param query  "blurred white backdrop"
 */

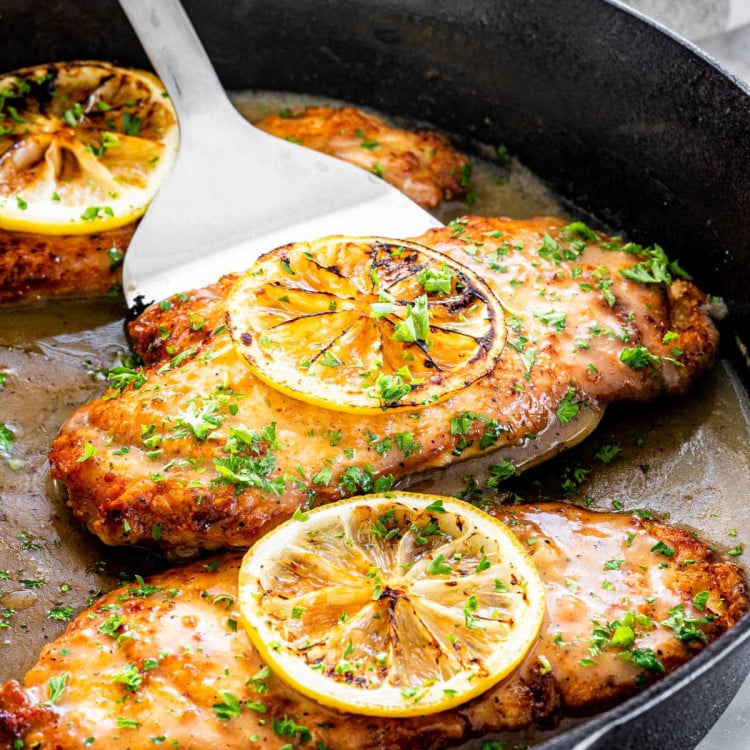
xmin=624 ymin=0 xmax=750 ymax=83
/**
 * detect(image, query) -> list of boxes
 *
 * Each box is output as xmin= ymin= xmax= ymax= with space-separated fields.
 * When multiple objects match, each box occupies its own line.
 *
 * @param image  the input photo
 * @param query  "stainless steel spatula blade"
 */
xmin=119 ymin=0 xmax=440 ymax=308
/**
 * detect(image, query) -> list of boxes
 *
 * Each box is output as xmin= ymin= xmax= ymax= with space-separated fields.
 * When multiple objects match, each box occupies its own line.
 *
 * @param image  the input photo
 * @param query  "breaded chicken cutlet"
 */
xmin=49 ymin=217 xmax=718 ymax=556
xmin=0 ymin=502 xmax=745 ymax=750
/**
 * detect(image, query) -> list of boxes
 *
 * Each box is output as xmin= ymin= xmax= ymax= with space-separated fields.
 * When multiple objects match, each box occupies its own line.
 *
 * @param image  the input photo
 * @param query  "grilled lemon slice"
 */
xmin=227 ymin=236 xmax=506 ymax=413
xmin=238 ymin=492 xmax=545 ymax=717
xmin=0 ymin=60 xmax=178 ymax=234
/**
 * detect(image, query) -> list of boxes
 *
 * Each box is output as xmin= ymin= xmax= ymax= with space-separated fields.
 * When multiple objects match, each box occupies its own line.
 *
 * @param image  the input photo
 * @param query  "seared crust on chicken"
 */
xmin=256 ymin=106 xmax=470 ymax=209
xmin=1 ymin=502 xmax=745 ymax=749
xmin=0 ymin=224 xmax=134 ymax=304
xmin=129 ymin=270 xmax=239 ymax=363
xmin=49 ymin=216 xmax=718 ymax=555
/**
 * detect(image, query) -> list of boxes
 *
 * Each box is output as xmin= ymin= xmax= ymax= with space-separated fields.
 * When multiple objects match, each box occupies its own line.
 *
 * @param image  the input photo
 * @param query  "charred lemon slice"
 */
xmin=238 ymin=492 xmax=545 ymax=717
xmin=0 ymin=61 xmax=178 ymax=234
xmin=227 ymin=236 xmax=506 ymax=413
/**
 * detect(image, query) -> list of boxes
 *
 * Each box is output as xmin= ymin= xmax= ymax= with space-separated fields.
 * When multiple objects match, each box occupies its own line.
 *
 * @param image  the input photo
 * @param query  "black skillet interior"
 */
xmin=1 ymin=0 xmax=748 ymax=748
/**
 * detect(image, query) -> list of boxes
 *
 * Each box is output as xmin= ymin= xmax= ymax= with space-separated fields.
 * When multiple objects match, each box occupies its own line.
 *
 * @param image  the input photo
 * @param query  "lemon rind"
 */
xmin=238 ymin=492 xmax=546 ymax=717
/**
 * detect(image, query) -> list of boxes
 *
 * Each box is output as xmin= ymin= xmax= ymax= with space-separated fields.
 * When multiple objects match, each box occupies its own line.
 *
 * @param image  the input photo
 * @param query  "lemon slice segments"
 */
xmin=238 ymin=492 xmax=546 ymax=717
xmin=0 ymin=60 xmax=178 ymax=235
xmin=227 ymin=236 xmax=507 ymax=414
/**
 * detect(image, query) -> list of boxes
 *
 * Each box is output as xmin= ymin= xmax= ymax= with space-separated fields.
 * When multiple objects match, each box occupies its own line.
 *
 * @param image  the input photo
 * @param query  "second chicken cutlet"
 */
xmin=0 ymin=502 xmax=745 ymax=749
xmin=255 ymin=106 xmax=470 ymax=209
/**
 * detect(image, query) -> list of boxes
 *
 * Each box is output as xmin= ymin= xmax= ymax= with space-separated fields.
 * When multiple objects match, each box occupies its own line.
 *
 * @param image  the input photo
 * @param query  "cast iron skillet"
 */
xmin=1 ymin=0 xmax=748 ymax=748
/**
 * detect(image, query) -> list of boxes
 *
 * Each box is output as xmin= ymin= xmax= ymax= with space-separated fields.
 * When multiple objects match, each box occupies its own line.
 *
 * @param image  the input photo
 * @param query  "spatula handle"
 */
xmin=119 ymin=0 xmax=235 ymax=118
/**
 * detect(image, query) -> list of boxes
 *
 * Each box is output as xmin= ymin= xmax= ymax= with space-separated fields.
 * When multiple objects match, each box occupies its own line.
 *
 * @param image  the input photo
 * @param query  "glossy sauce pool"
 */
xmin=0 ymin=93 xmax=748 ymax=745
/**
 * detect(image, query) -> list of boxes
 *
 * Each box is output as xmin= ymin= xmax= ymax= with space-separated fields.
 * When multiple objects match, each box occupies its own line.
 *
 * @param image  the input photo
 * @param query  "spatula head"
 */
xmin=123 ymin=119 xmax=440 ymax=308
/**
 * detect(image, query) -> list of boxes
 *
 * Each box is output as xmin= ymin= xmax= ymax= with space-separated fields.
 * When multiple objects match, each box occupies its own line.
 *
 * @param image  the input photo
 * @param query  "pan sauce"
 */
xmin=0 ymin=92 xmax=748 ymax=743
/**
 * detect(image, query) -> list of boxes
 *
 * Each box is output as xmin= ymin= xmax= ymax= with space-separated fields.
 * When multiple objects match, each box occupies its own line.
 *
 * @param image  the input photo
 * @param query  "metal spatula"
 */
xmin=118 ymin=0 xmax=440 ymax=308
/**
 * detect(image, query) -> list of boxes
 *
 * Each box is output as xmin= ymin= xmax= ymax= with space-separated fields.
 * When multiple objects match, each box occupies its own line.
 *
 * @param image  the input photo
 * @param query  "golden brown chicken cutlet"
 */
xmin=255 ymin=106 xmax=470 ymax=209
xmin=49 ymin=217 xmax=719 ymax=556
xmin=0 ymin=502 xmax=745 ymax=750
xmin=0 ymin=225 xmax=134 ymax=304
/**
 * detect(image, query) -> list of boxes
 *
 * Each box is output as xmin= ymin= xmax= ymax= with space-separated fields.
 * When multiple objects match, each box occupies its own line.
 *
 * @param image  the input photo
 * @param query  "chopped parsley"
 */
xmin=650 ymin=540 xmax=675 ymax=558
xmin=620 ymin=244 xmax=691 ymax=285
xmin=425 ymin=499 xmax=446 ymax=514
xmin=626 ymin=647 xmax=665 ymax=673
xmin=341 ymin=464 xmax=393 ymax=493
xmin=311 ymin=462 xmax=333 ymax=486
xmin=0 ymin=423 xmax=14 ymax=454
xmin=319 ymin=349 xmax=344 ymax=367
xmin=272 ymin=715 xmax=311 ymax=743
xmin=619 ymin=344 xmax=660 ymax=371
xmin=562 ymin=221 xmax=599 ymax=242
xmin=375 ymin=371 xmax=412 ymax=407
xmin=119 ymin=574 xmax=163 ymax=599
xmin=47 ymin=604 xmax=74 ymax=621
xmin=212 ymin=423 xmax=285 ymax=494
xmin=556 ymin=387 xmax=583 ymax=426
xmin=427 ymin=554 xmax=453 ymax=576
xmin=111 ymin=663 xmax=143 ymax=692
xmin=595 ymin=444 xmax=623 ymax=464
xmin=417 ymin=264 xmax=453 ymax=294
xmin=212 ymin=690 xmax=242 ymax=720
xmin=102 ymin=364 xmax=146 ymax=398
xmin=80 ymin=205 xmax=114 ymax=222
xmin=173 ymin=401 xmax=223 ymax=440
xmin=662 ymin=603 xmax=711 ymax=644
xmin=98 ymin=613 xmax=126 ymax=638
xmin=391 ymin=295 xmax=430 ymax=343
xmin=370 ymin=290 xmax=395 ymax=318
xmin=395 ymin=430 xmax=419 ymax=457
xmin=486 ymin=458 xmax=517 ymax=488
xmin=76 ymin=441 xmax=97 ymax=462
xmin=122 ymin=111 xmax=143 ymax=136
xmin=534 ymin=309 xmax=567 ymax=331
xmin=45 ymin=673 xmax=69 ymax=705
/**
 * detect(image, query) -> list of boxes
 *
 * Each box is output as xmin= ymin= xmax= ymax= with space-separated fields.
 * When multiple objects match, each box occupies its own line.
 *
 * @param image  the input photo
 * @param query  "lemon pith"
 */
xmin=0 ymin=61 xmax=178 ymax=235
xmin=238 ymin=492 xmax=545 ymax=717
xmin=227 ymin=236 xmax=507 ymax=414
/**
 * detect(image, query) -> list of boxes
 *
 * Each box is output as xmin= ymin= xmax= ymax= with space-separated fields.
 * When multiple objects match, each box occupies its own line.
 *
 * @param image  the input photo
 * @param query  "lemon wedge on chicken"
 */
xmin=0 ymin=60 xmax=178 ymax=234
xmin=227 ymin=236 xmax=506 ymax=414
xmin=238 ymin=492 xmax=545 ymax=717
